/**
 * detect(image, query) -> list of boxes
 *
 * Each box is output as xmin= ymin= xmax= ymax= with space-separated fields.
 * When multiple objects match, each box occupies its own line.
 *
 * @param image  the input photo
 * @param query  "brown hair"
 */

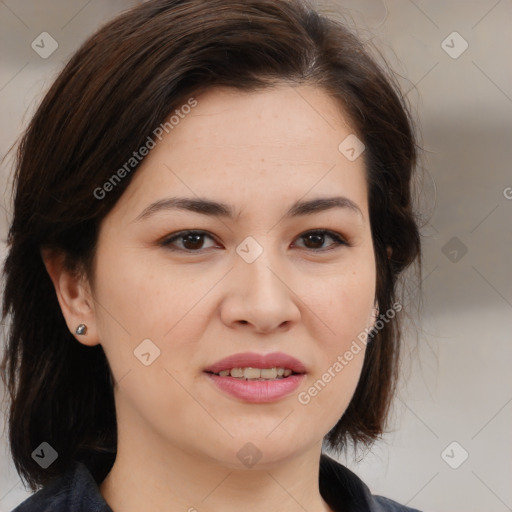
xmin=1 ymin=0 xmax=422 ymax=492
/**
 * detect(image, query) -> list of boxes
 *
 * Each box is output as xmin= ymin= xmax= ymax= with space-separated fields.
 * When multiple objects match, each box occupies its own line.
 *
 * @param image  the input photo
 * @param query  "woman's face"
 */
xmin=87 ymin=85 xmax=376 ymax=467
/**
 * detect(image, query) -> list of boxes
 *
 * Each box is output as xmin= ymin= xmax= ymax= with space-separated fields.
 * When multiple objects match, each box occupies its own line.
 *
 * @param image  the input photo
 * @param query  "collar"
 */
xmin=320 ymin=453 xmax=378 ymax=511
xmin=13 ymin=454 xmax=409 ymax=512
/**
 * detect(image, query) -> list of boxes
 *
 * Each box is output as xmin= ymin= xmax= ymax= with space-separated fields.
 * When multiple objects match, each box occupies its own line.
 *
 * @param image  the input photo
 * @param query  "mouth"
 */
xmin=205 ymin=366 xmax=300 ymax=380
xmin=203 ymin=352 xmax=307 ymax=403
xmin=203 ymin=351 xmax=307 ymax=376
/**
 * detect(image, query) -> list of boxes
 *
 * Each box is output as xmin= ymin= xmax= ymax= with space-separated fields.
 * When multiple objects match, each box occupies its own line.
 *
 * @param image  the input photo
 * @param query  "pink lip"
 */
xmin=204 ymin=352 xmax=307 ymax=403
xmin=206 ymin=373 xmax=306 ymax=403
xmin=204 ymin=351 xmax=307 ymax=374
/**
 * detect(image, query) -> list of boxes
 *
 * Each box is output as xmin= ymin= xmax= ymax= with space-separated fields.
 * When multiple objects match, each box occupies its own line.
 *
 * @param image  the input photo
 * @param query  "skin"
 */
xmin=43 ymin=84 xmax=379 ymax=512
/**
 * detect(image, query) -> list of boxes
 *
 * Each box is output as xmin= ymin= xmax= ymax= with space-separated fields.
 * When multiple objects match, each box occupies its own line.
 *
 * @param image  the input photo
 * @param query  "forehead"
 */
xmin=171 ymin=84 xmax=354 ymax=150
xmin=106 ymin=84 xmax=368 ymax=223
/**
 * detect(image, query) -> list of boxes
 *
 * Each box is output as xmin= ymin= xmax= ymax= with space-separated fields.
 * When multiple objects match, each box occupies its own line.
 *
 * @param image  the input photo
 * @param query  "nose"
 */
xmin=219 ymin=247 xmax=301 ymax=334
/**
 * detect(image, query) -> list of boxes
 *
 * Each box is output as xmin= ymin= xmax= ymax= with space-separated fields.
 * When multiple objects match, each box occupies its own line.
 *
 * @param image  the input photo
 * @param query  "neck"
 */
xmin=99 ymin=426 xmax=333 ymax=512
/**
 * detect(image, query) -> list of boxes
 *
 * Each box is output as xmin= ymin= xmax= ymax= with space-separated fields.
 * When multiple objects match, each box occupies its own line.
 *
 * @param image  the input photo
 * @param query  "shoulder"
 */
xmin=372 ymin=495 xmax=421 ymax=512
xmin=319 ymin=453 xmax=423 ymax=512
xmin=372 ymin=495 xmax=423 ymax=512
xmin=11 ymin=461 xmax=112 ymax=512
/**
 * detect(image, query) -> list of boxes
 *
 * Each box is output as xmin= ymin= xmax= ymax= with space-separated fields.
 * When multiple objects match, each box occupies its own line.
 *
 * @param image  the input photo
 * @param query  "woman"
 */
xmin=1 ymin=0 xmax=423 ymax=511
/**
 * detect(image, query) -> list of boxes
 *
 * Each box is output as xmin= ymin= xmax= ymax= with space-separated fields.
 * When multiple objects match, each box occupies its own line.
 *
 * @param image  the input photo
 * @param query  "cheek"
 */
xmin=93 ymin=244 xmax=207 ymax=339
xmin=308 ymin=264 xmax=376 ymax=347
xmin=297 ymin=352 xmax=365 ymax=433
xmin=92 ymin=246 xmax=215 ymax=385
xmin=296 ymin=269 xmax=374 ymax=420
xmin=298 ymin=261 xmax=374 ymax=414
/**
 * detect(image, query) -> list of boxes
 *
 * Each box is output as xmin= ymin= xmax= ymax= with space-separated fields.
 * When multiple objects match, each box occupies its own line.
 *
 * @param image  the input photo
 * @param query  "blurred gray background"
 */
xmin=1 ymin=1 xmax=511 ymax=511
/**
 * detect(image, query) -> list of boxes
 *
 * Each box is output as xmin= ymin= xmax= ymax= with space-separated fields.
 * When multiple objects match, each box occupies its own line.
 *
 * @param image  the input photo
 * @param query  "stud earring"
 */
xmin=75 ymin=324 xmax=87 ymax=335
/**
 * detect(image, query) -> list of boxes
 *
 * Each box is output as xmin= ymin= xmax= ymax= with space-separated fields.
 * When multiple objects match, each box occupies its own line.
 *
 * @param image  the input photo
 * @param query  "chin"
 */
xmin=203 ymin=432 xmax=317 ymax=471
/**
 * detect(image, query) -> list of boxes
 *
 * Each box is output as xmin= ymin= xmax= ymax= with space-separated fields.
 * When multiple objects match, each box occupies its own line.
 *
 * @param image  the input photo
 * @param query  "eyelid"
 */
xmin=158 ymin=230 xmax=220 ymax=251
xmin=159 ymin=228 xmax=350 ymax=253
xmin=292 ymin=229 xmax=349 ymax=250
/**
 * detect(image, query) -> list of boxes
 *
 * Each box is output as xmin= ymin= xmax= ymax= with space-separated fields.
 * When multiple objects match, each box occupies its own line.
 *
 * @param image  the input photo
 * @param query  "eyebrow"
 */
xmin=133 ymin=195 xmax=364 ymax=223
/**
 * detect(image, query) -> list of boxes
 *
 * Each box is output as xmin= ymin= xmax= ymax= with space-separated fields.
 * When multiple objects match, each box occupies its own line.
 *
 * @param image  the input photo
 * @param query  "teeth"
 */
xmin=260 ymin=368 xmax=277 ymax=379
xmin=215 ymin=367 xmax=295 ymax=380
xmin=244 ymin=367 xmax=262 ymax=379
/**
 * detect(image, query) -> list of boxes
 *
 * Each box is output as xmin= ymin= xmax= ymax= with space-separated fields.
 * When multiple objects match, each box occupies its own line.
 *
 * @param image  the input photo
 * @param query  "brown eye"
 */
xmin=160 ymin=229 xmax=348 ymax=254
xmin=303 ymin=232 xmax=326 ymax=249
xmin=294 ymin=230 xmax=348 ymax=252
xmin=181 ymin=233 xmax=205 ymax=250
xmin=161 ymin=230 xmax=218 ymax=252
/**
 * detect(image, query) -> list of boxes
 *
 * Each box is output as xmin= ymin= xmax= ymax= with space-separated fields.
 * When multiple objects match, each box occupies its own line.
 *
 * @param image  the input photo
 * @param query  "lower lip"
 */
xmin=205 ymin=373 xmax=306 ymax=403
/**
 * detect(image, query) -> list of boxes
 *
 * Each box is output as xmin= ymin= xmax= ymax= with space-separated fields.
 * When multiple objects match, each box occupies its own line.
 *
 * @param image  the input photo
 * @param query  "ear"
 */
xmin=41 ymin=248 xmax=100 ymax=347
xmin=386 ymin=245 xmax=392 ymax=258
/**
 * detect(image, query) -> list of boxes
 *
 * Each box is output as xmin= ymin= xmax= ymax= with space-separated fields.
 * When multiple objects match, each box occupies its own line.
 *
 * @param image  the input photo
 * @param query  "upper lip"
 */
xmin=204 ymin=352 xmax=307 ymax=374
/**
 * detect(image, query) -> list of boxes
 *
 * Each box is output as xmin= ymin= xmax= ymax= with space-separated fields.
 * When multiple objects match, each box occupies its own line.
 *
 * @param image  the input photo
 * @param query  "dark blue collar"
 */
xmin=13 ymin=454 xmax=420 ymax=512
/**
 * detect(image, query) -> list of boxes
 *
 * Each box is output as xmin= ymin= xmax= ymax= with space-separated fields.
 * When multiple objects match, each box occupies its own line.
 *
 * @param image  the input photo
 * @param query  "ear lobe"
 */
xmin=41 ymin=248 xmax=100 ymax=346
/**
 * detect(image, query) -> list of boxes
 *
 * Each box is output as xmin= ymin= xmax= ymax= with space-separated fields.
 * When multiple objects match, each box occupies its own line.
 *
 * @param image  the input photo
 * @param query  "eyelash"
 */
xmin=159 ymin=229 xmax=349 ymax=253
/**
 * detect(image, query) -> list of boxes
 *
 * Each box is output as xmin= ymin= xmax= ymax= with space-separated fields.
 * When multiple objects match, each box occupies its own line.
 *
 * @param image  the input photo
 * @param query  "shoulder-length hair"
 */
xmin=1 ymin=0 xmax=422 ymax=491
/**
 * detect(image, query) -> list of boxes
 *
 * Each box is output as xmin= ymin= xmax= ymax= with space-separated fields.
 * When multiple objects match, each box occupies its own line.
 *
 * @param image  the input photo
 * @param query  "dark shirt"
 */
xmin=12 ymin=454 xmax=422 ymax=512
